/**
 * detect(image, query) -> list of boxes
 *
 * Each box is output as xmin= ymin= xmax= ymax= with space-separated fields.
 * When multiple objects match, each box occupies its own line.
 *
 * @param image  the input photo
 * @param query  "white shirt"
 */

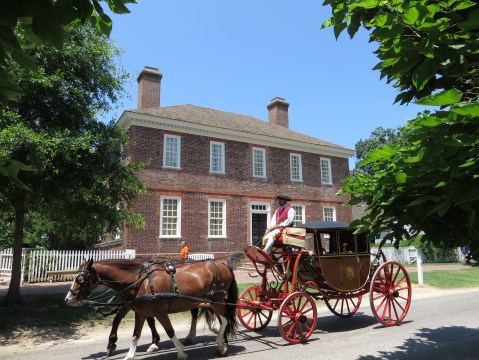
xmin=270 ymin=206 xmax=296 ymax=228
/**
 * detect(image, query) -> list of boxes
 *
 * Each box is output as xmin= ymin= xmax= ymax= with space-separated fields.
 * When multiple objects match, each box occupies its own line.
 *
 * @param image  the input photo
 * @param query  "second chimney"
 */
xmin=267 ymin=97 xmax=289 ymax=128
xmin=137 ymin=66 xmax=163 ymax=109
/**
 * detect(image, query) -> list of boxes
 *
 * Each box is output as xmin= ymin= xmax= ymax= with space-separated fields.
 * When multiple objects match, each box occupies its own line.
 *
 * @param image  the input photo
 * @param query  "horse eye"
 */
xmin=76 ymin=275 xmax=85 ymax=284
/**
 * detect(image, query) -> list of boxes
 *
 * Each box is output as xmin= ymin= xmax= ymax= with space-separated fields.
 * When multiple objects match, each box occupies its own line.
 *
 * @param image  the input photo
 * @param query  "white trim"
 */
xmin=320 ymin=157 xmax=332 ymax=184
xmin=252 ymin=147 xmax=266 ymax=178
xmin=163 ymin=134 xmax=181 ymax=169
xmin=159 ymin=196 xmax=182 ymax=238
xmin=323 ymin=206 xmax=336 ymax=222
xmin=210 ymin=141 xmax=225 ymax=174
xmin=118 ymin=112 xmax=354 ymax=159
xmin=290 ymin=153 xmax=303 ymax=182
xmin=208 ymin=199 xmax=226 ymax=238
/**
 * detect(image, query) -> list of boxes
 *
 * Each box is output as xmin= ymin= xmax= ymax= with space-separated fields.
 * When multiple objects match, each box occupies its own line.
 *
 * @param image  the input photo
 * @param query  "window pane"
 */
xmin=323 ymin=207 xmax=335 ymax=221
xmin=211 ymin=143 xmax=224 ymax=172
xmin=253 ymin=148 xmax=265 ymax=177
xmin=321 ymin=158 xmax=331 ymax=184
xmin=164 ymin=136 xmax=180 ymax=168
xmin=209 ymin=200 xmax=225 ymax=236
xmin=290 ymin=154 xmax=302 ymax=180
xmin=161 ymin=198 xmax=179 ymax=236
xmin=292 ymin=205 xmax=304 ymax=227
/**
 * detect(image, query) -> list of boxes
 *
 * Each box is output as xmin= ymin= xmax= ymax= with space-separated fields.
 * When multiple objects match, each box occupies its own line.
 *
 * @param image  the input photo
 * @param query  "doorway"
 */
xmin=251 ymin=213 xmax=268 ymax=247
xmin=250 ymin=202 xmax=270 ymax=247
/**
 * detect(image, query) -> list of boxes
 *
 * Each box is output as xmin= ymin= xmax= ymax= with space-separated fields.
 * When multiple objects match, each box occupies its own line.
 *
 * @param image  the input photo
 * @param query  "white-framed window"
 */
xmin=210 ymin=141 xmax=225 ymax=174
xmin=320 ymin=157 xmax=332 ymax=184
xmin=290 ymin=153 xmax=303 ymax=181
xmin=159 ymin=196 xmax=181 ymax=238
xmin=163 ymin=135 xmax=181 ymax=169
xmin=323 ymin=206 xmax=336 ymax=222
xmin=252 ymin=147 xmax=266 ymax=178
xmin=208 ymin=199 xmax=226 ymax=237
xmin=291 ymin=204 xmax=305 ymax=227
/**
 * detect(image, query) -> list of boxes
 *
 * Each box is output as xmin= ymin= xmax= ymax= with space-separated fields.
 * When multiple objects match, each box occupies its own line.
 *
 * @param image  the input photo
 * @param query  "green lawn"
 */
xmin=408 ymin=267 xmax=479 ymax=288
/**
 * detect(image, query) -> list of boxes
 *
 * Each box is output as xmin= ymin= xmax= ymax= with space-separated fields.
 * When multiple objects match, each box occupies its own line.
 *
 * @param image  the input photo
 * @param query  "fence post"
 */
xmin=417 ymin=252 xmax=424 ymax=286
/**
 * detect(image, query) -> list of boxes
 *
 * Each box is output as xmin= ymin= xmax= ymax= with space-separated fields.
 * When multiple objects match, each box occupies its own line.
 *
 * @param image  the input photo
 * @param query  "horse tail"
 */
xmin=224 ymin=263 xmax=238 ymax=338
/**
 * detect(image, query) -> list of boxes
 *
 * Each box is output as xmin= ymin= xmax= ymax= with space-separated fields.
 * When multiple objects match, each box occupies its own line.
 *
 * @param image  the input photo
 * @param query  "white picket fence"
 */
xmin=0 ymin=248 xmax=26 ymax=284
xmin=28 ymin=249 xmax=136 ymax=283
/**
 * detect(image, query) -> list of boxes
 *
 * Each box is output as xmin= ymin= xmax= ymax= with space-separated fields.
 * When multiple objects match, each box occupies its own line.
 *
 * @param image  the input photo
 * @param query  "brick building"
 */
xmin=115 ymin=66 xmax=354 ymax=256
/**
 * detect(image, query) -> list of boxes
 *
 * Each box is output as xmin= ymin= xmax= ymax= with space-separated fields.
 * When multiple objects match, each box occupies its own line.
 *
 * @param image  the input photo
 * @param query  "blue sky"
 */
xmin=106 ymin=1 xmax=423 ymax=168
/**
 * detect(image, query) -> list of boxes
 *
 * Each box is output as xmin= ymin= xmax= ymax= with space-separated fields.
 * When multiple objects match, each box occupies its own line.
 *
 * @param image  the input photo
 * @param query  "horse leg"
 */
xmin=184 ymin=308 xmax=198 ymax=345
xmin=157 ymin=314 xmax=187 ymax=360
xmin=123 ymin=312 xmax=146 ymax=360
xmin=107 ymin=306 xmax=129 ymax=356
xmin=215 ymin=314 xmax=229 ymax=356
xmin=146 ymin=317 xmax=160 ymax=353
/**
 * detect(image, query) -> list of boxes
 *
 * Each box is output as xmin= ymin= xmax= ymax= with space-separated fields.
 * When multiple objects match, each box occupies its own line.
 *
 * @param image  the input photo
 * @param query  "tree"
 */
xmin=0 ymin=24 xmax=144 ymax=306
xmin=323 ymin=0 xmax=479 ymax=260
xmin=0 ymin=0 xmax=137 ymax=193
xmin=354 ymin=126 xmax=403 ymax=173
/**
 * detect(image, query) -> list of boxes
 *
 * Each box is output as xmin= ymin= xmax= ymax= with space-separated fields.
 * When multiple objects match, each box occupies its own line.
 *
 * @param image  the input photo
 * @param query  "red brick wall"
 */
xmin=124 ymin=125 xmax=352 ymax=255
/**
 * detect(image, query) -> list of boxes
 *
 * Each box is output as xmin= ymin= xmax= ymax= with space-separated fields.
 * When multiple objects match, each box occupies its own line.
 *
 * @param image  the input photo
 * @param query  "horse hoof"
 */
xmin=106 ymin=344 xmax=117 ymax=356
xmin=146 ymin=344 xmax=159 ymax=353
xmin=217 ymin=347 xmax=228 ymax=357
xmin=177 ymin=353 xmax=188 ymax=360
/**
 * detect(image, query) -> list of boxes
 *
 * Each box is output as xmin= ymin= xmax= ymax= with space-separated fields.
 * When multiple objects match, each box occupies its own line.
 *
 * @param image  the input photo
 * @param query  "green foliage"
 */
xmin=354 ymin=126 xmax=403 ymax=173
xmin=0 ymin=24 xmax=145 ymax=251
xmin=0 ymin=0 xmax=137 ymax=188
xmin=324 ymin=1 xmax=479 ymax=259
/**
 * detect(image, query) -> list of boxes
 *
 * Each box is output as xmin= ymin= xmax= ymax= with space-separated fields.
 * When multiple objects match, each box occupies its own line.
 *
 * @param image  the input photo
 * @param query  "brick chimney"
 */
xmin=267 ymin=97 xmax=289 ymax=128
xmin=137 ymin=66 xmax=163 ymax=108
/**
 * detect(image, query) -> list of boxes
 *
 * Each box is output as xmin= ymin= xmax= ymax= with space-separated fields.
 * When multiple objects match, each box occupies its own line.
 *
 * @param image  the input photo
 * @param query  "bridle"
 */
xmin=68 ymin=266 xmax=99 ymax=302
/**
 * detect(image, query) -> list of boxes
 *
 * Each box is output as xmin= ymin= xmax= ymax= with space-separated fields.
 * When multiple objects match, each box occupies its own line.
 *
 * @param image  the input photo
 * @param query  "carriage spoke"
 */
xmin=278 ymin=292 xmax=317 ymax=344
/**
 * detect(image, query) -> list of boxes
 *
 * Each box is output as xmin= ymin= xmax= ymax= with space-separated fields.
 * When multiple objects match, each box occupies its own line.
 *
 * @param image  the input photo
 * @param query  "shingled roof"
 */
xmin=128 ymin=104 xmax=352 ymax=151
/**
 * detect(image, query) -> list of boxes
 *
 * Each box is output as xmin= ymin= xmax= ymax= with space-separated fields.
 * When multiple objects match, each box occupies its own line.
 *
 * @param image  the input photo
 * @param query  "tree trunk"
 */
xmin=2 ymin=191 xmax=25 ymax=307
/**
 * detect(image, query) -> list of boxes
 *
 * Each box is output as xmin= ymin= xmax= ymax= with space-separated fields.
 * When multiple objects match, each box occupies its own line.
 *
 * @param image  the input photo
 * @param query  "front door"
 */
xmin=251 ymin=213 xmax=268 ymax=247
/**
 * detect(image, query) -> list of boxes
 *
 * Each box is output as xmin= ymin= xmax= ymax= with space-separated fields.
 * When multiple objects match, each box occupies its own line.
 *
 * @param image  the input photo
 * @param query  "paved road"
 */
xmin=1 ymin=286 xmax=478 ymax=360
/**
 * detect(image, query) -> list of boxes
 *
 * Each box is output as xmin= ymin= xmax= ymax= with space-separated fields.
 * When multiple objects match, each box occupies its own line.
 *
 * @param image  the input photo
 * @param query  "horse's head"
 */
xmin=64 ymin=258 xmax=99 ymax=306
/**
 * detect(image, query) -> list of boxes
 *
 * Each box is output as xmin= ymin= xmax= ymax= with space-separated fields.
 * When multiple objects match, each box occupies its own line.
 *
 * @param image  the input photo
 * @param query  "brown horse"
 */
xmin=65 ymin=258 xmax=238 ymax=359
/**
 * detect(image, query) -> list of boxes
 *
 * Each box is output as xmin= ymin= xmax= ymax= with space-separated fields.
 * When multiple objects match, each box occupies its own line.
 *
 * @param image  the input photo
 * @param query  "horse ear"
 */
xmin=87 ymin=258 xmax=94 ymax=269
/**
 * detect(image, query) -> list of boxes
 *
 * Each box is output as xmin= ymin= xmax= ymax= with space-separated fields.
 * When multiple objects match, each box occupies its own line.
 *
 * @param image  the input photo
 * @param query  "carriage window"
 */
xmin=319 ymin=232 xmax=337 ymax=255
xmin=357 ymin=233 xmax=369 ymax=253
xmin=339 ymin=231 xmax=354 ymax=253
xmin=208 ymin=199 xmax=226 ymax=238
xmin=160 ymin=196 xmax=181 ymax=238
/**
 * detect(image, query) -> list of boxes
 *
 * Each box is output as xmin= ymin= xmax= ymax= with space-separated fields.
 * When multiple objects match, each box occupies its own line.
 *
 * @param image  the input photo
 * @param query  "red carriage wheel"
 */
xmin=278 ymin=291 xmax=317 ymax=344
xmin=369 ymin=261 xmax=412 ymax=326
xmin=324 ymin=294 xmax=362 ymax=318
xmin=237 ymin=286 xmax=273 ymax=331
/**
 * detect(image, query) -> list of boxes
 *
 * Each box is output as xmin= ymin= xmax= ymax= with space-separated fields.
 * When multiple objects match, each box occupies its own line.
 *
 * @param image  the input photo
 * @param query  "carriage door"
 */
xmin=250 ymin=203 xmax=270 ymax=247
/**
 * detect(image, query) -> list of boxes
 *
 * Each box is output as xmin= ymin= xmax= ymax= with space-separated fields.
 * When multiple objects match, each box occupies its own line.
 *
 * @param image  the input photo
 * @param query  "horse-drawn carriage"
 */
xmin=237 ymin=221 xmax=412 ymax=344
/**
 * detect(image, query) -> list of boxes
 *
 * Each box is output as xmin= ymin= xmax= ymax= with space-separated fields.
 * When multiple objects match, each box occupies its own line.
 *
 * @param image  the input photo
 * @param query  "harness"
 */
xmin=78 ymin=259 xmax=231 ymax=313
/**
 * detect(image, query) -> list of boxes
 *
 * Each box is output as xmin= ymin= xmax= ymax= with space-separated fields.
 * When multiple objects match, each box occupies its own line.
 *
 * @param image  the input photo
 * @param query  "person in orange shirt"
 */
xmin=180 ymin=241 xmax=189 ymax=259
